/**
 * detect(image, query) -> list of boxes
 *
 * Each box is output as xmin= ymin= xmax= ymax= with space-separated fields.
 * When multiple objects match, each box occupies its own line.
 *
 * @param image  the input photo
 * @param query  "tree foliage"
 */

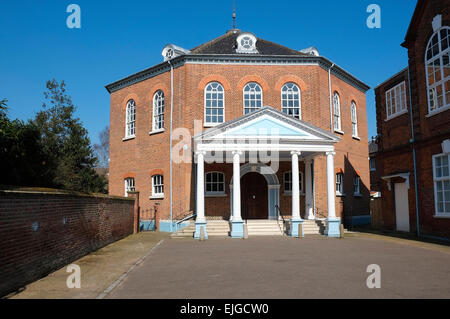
xmin=93 ymin=126 xmax=110 ymax=168
xmin=0 ymin=80 xmax=107 ymax=193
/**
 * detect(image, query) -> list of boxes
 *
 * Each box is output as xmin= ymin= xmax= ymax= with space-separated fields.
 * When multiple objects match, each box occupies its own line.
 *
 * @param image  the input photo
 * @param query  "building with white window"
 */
xmin=374 ymin=0 xmax=450 ymax=240
xmin=106 ymin=28 xmax=371 ymax=238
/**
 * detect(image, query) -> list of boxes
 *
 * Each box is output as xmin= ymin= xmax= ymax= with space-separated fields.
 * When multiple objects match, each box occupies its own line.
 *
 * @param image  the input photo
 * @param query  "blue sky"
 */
xmin=0 ymin=0 xmax=417 ymax=145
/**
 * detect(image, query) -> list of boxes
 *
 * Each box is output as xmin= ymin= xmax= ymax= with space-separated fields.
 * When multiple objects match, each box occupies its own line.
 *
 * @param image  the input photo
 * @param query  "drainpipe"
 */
xmin=407 ymin=66 xmax=421 ymax=237
xmin=168 ymin=60 xmax=174 ymax=232
xmin=328 ymin=63 xmax=335 ymax=132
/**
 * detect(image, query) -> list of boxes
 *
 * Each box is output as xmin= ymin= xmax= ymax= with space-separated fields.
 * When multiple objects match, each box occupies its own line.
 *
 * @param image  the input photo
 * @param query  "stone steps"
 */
xmin=170 ymin=219 xmax=329 ymax=238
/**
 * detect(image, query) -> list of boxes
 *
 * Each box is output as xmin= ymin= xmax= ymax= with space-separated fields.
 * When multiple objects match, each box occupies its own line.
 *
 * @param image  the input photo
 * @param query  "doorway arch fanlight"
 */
xmin=230 ymin=163 xmax=280 ymax=220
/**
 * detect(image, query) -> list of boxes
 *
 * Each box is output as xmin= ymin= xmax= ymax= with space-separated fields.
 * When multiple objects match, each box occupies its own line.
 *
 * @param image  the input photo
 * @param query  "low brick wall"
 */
xmin=0 ymin=188 xmax=136 ymax=297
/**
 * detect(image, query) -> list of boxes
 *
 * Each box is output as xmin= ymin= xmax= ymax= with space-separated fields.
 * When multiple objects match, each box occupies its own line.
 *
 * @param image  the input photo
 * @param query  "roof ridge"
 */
xmin=190 ymin=31 xmax=240 ymax=53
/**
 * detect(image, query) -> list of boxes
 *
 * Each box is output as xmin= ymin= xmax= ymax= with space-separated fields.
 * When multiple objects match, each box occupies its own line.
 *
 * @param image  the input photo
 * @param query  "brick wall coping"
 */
xmin=0 ymin=186 xmax=135 ymax=202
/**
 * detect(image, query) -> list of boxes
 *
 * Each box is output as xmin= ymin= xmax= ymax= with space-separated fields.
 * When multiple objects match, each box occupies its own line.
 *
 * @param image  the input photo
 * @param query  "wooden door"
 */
xmin=241 ymin=172 xmax=268 ymax=219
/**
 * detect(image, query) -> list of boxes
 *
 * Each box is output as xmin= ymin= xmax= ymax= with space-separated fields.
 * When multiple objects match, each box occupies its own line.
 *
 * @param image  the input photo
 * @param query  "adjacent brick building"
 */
xmin=374 ymin=0 xmax=450 ymax=239
xmin=106 ymin=29 xmax=371 ymax=237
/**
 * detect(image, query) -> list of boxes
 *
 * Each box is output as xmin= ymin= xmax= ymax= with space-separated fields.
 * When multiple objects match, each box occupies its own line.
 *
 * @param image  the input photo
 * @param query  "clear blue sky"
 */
xmin=0 ymin=0 xmax=417 ymax=145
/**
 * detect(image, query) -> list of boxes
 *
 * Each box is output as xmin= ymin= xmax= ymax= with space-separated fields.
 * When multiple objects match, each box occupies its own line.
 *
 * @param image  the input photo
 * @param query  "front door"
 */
xmin=394 ymin=182 xmax=410 ymax=232
xmin=241 ymin=172 xmax=268 ymax=219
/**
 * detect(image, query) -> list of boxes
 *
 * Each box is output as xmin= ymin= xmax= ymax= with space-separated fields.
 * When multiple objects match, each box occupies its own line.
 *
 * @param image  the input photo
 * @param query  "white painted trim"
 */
xmin=432 ymin=153 xmax=450 ymax=216
xmin=149 ymin=129 xmax=165 ymax=135
xmin=122 ymin=136 xmax=136 ymax=142
xmin=204 ymin=82 xmax=225 ymax=126
xmin=385 ymin=81 xmax=408 ymax=120
xmin=281 ymin=82 xmax=302 ymax=120
xmin=425 ymin=26 xmax=450 ymax=114
xmin=150 ymin=195 xmax=164 ymax=200
xmin=425 ymin=104 xmax=450 ymax=118
xmin=242 ymin=82 xmax=263 ymax=115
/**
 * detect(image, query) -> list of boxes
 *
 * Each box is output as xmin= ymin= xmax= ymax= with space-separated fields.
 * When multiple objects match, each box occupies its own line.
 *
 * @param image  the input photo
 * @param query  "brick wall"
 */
xmin=0 ymin=189 xmax=135 ymax=297
xmin=109 ymin=59 xmax=370 ymax=227
xmin=374 ymin=0 xmax=450 ymax=238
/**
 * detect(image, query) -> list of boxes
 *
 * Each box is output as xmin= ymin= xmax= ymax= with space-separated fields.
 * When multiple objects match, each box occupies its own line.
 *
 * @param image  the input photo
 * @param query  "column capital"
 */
xmin=290 ymin=151 xmax=302 ymax=156
xmin=232 ymin=150 xmax=243 ymax=156
xmin=304 ymin=157 xmax=313 ymax=165
xmin=195 ymin=151 xmax=206 ymax=156
xmin=325 ymin=151 xmax=336 ymax=157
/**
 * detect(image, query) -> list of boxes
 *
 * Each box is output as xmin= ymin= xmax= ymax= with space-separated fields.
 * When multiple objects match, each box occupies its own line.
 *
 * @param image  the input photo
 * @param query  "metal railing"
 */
xmin=275 ymin=205 xmax=286 ymax=236
xmin=174 ymin=211 xmax=196 ymax=232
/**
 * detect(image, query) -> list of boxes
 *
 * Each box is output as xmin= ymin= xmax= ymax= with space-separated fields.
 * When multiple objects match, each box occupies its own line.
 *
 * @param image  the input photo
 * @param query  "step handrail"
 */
xmin=274 ymin=205 xmax=286 ymax=236
xmin=174 ymin=212 xmax=197 ymax=232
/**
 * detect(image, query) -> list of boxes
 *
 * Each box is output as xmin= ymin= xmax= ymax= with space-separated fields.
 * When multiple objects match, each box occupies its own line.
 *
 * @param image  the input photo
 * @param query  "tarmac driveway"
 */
xmin=107 ymin=234 xmax=450 ymax=299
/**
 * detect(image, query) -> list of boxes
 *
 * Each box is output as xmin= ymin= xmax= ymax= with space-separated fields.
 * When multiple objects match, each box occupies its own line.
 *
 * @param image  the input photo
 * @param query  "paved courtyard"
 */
xmin=108 ymin=234 xmax=450 ymax=299
xmin=8 ymin=232 xmax=450 ymax=299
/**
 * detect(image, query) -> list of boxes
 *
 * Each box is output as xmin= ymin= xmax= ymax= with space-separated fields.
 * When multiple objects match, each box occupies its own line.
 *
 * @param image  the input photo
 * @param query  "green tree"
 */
xmin=34 ymin=79 xmax=107 ymax=193
xmin=0 ymin=99 xmax=51 ymax=186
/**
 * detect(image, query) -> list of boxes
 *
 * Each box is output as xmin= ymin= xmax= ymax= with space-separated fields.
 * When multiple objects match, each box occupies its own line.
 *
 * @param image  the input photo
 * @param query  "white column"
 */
xmin=232 ymin=151 xmax=243 ymax=222
xmin=326 ymin=151 xmax=336 ymax=219
xmin=305 ymin=158 xmax=314 ymax=220
xmin=196 ymin=151 xmax=206 ymax=223
xmin=291 ymin=151 xmax=301 ymax=220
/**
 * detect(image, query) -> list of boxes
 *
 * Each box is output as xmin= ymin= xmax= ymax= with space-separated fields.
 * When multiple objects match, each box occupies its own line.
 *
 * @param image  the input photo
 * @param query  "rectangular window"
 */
xmin=336 ymin=173 xmax=343 ymax=195
xmin=284 ymin=171 xmax=303 ymax=194
xmin=385 ymin=81 xmax=408 ymax=119
xmin=354 ymin=176 xmax=361 ymax=196
xmin=205 ymin=172 xmax=225 ymax=195
xmin=152 ymin=175 xmax=164 ymax=197
xmin=433 ymin=154 xmax=450 ymax=216
xmin=370 ymin=158 xmax=376 ymax=171
xmin=124 ymin=178 xmax=135 ymax=197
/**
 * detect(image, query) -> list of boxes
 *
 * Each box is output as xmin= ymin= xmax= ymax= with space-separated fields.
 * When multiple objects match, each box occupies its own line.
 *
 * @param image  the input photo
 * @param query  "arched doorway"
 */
xmin=230 ymin=163 xmax=280 ymax=220
xmin=241 ymin=172 xmax=268 ymax=219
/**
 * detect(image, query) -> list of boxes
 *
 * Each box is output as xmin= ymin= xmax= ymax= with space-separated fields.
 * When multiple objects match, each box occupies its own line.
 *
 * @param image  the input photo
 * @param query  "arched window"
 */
xmin=205 ymin=82 xmax=224 ymax=125
xmin=125 ymin=100 xmax=136 ymax=138
xmin=152 ymin=91 xmax=165 ymax=132
xmin=351 ymin=101 xmax=358 ymax=138
xmin=124 ymin=177 xmax=135 ymax=197
xmin=281 ymin=83 xmax=301 ymax=119
xmin=425 ymin=26 xmax=449 ymax=113
xmin=243 ymin=82 xmax=263 ymax=114
xmin=205 ymin=172 xmax=225 ymax=195
xmin=333 ymin=92 xmax=341 ymax=132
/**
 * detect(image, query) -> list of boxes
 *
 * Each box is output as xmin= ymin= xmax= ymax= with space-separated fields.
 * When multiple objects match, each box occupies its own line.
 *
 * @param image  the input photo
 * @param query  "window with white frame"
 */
xmin=333 ymin=92 xmax=342 ymax=132
xmin=354 ymin=176 xmax=361 ymax=196
xmin=205 ymin=82 xmax=224 ymax=125
xmin=205 ymin=172 xmax=225 ymax=195
xmin=243 ymin=82 xmax=263 ymax=114
xmin=433 ymin=153 xmax=450 ymax=216
xmin=284 ymin=171 xmax=303 ymax=194
xmin=281 ymin=83 xmax=301 ymax=119
xmin=351 ymin=101 xmax=358 ymax=137
xmin=125 ymin=100 xmax=136 ymax=138
xmin=385 ymin=81 xmax=408 ymax=119
xmin=425 ymin=26 xmax=450 ymax=114
xmin=124 ymin=178 xmax=135 ymax=197
xmin=152 ymin=91 xmax=165 ymax=131
xmin=152 ymin=175 xmax=164 ymax=197
xmin=336 ymin=173 xmax=343 ymax=195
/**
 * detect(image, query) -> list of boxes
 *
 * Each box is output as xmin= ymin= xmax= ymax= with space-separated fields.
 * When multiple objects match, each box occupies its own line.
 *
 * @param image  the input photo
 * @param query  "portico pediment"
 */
xmin=194 ymin=106 xmax=340 ymax=147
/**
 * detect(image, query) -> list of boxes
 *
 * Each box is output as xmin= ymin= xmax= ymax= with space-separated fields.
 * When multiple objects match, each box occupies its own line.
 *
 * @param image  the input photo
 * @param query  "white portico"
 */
xmin=193 ymin=107 xmax=341 ymax=239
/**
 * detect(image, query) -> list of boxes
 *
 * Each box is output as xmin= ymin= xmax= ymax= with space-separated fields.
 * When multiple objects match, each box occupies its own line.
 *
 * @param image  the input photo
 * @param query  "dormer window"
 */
xmin=236 ymin=33 xmax=258 ymax=54
xmin=161 ymin=44 xmax=191 ymax=61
